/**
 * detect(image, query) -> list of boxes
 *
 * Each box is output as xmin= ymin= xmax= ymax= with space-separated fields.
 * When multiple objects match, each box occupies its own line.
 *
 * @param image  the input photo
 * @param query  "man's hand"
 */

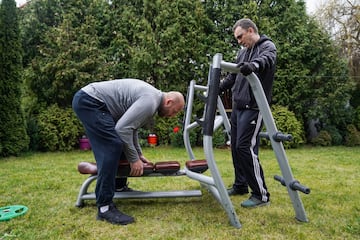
xmin=129 ymin=159 xmax=143 ymax=176
xmin=239 ymin=62 xmax=257 ymax=76
xmin=139 ymin=155 xmax=150 ymax=164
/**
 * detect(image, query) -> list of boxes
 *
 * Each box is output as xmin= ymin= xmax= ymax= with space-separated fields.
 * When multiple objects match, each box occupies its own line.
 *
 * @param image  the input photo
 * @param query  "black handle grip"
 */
xmin=274 ymin=175 xmax=286 ymax=186
xmin=259 ymin=132 xmax=293 ymax=142
xmin=274 ymin=175 xmax=310 ymax=194
xmin=290 ymin=180 xmax=311 ymax=194
xmin=273 ymin=132 xmax=293 ymax=142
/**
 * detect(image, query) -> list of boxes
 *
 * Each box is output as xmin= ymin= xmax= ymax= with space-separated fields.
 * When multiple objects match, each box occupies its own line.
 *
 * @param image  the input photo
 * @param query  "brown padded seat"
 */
xmin=117 ymin=160 xmax=154 ymax=176
xmin=154 ymin=161 xmax=180 ymax=174
xmin=78 ymin=160 xmax=181 ymax=176
xmin=186 ymin=159 xmax=208 ymax=173
xmin=77 ymin=161 xmax=154 ymax=175
xmin=78 ymin=162 xmax=97 ymax=175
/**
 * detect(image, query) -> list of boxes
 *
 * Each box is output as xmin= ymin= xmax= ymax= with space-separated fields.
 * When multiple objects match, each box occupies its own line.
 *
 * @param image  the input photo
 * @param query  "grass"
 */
xmin=0 ymin=146 xmax=359 ymax=239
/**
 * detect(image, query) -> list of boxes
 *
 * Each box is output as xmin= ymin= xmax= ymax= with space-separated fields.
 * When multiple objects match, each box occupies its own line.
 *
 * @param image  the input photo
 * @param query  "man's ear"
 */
xmin=167 ymin=99 xmax=175 ymax=107
xmin=164 ymin=97 xmax=172 ymax=107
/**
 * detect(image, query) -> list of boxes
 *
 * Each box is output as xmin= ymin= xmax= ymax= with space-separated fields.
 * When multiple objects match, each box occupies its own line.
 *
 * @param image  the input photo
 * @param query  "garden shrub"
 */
xmin=27 ymin=116 xmax=41 ymax=151
xmin=138 ymin=128 xmax=151 ymax=147
xmin=354 ymin=106 xmax=360 ymax=130
xmin=170 ymin=125 xmax=199 ymax=147
xmin=311 ymin=130 xmax=332 ymax=146
xmin=261 ymin=105 xmax=305 ymax=149
xmin=344 ymin=124 xmax=360 ymax=146
xmin=195 ymin=126 xmax=227 ymax=148
xmin=212 ymin=126 xmax=227 ymax=148
xmin=154 ymin=116 xmax=180 ymax=145
xmin=323 ymin=125 xmax=343 ymax=145
xmin=37 ymin=104 xmax=83 ymax=151
xmin=169 ymin=126 xmax=183 ymax=147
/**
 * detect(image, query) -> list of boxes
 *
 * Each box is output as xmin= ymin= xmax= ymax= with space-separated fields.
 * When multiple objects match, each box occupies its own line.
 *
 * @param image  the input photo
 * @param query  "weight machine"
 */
xmin=182 ymin=53 xmax=310 ymax=228
xmin=75 ymin=53 xmax=310 ymax=229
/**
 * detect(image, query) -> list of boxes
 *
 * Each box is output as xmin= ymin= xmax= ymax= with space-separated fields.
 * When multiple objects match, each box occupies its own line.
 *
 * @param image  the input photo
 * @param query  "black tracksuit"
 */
xmin=220 ymin=35 xmax=276 ymax=202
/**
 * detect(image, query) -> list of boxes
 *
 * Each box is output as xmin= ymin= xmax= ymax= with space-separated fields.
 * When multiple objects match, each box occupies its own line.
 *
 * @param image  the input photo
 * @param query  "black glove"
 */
xmin=239 ymin=62 xmax=257 ymax=76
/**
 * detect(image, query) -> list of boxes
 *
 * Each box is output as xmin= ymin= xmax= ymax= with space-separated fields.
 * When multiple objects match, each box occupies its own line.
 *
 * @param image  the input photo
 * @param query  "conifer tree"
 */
xmin=0 ymin=0 xmax=29 ymax=156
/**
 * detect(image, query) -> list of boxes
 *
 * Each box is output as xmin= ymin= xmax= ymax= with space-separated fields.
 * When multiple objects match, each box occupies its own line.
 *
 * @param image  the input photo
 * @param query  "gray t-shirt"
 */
xmin=82 ymin=79 xmax=163 ymax=163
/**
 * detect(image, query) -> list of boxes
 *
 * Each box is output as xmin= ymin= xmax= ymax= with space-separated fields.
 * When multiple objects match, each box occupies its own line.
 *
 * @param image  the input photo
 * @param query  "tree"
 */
xmin=203 ymin=0 xmax=354 ymax=142
xmin=0 ymin=0 xmax=29 ymax=156
xmin=106 ymin=0 xmax=214 ymax=93
xmin=18 ymin=0 xmax=355 ymax=148
xmin=269 ymin=0 xmax=353 ymax=140
xmin=103 ymin=0 xmax=219 ymax=143
xmin=19 ymin=0 xmax=63 ymax=67
xmin=20 ymin=0 xmax=110 ymax=151
xmin=313 ymin=0 xmax=360 ymax=107
xmin=23 ymin=0 xmax=110 ymax=109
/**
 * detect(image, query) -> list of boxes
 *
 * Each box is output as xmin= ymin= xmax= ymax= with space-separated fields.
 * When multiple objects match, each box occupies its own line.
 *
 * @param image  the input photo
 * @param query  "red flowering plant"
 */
xmin=173 ymin=126 xmax=180 ymax=133
xmin=170 ymin=125 xmax=197 ymax=147
xmin=170 ymin=126 xmax=183 ymax=147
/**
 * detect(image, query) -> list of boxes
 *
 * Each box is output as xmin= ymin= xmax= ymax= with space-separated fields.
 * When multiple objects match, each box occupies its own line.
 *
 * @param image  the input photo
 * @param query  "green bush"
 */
xmin=323 ymin=125 xmax=343 ymax=145
xmin=154 ymin=115 xmax=182 ymax=145
xmin=212 ymin=126 xmax=227 ymax=148
xmin=194 ymin=126 xmax=228 ymax=148
xmin=311 ymin=130 xmax=332 ymax=146
xmin=37 ymin=105 xmax=83 ymax=151
xmin=27 ymin=116 xmax=41 ymax=151
xmin=354 ymin=106 xmax=360 ymax=130
xmin=138 ymin=128 xmax=151 ymax=148
xmin=261 ymin=105 xmax=305 ymax=149
xmin=170 ymin=126 xmax=183 ymax=147
xmin=344 ymin=124 xmax=360 ymax=146
xmin=170 ymin=126 xmax=197 ymax=147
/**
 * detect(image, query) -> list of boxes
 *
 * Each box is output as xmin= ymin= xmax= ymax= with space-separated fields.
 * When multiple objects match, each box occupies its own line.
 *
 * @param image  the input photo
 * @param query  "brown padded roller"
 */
xmin=186 ymin=159 xmax=208 ymax=173
xmin=117 ymin=161 xmax=154 ymax=176
xmin=78 ymin=161 xmax=154 ymax=176
xmin=78 ymin=162 xmax=97 ymax=175
xmin=154 ymin=161 xmax=180 ymax=174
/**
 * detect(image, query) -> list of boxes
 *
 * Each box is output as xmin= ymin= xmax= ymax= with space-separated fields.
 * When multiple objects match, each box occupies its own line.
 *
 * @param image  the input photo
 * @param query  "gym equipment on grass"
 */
xmin=212 ymin=53 xmax=310 ymax=224
xmin=0 ymin=205 xmax=28 ymax=222
xmin=75 ymin=53 xmax=310 ymax=228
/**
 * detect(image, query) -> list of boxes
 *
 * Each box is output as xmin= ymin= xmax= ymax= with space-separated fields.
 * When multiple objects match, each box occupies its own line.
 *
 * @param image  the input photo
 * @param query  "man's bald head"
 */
xmin=158 ymin=91 xmax=185 ymax=117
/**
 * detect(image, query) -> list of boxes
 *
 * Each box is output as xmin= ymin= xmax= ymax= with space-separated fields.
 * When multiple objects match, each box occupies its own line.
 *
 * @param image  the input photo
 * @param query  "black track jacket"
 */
xmin=220 ymin=35 xmax=277 ymax=109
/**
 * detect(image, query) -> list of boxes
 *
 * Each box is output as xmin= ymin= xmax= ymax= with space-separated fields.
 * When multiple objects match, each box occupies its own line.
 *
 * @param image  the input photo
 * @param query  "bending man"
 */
xmin=72 ymin=79 xmax=184 ymax=225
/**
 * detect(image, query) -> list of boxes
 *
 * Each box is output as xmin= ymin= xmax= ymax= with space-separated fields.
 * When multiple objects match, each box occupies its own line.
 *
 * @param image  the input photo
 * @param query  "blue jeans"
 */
xmin=72 ymin=90 xmax=123 ymax=207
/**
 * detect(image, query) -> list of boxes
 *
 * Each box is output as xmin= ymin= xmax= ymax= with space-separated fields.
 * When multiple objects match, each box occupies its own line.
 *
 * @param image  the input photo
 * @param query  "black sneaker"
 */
xmin=227 ymin=187 xmax=249 ymax=196
xmin=116 ymin=183 xmax=139 ymax=192
xmin=97 ymin=203 xmax=135 ymax=225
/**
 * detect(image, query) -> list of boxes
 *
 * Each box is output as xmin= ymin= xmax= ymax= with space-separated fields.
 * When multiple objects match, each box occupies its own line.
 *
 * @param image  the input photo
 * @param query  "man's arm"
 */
xmin=251 ymin=41 xmax=276 ymax=72
xmin=115 ymin=96 xmax=157 ymax=163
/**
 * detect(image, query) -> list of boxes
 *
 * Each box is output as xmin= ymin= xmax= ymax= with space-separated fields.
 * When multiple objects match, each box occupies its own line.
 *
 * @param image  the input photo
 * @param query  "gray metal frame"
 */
xmin=183 ymin=53 xmax=309 ymax=228
xmin=183 ymin=72 xmax=241 ymax=228
xmin=75 ymin=172 xmax=203 ymax=208
xmin=216 ymin=53 xmax=309 ymax=222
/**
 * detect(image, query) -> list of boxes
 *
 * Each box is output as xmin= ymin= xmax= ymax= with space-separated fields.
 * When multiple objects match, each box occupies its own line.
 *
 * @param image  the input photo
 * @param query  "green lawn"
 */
xmin=0 ymin=146 xmax=359 ymax=239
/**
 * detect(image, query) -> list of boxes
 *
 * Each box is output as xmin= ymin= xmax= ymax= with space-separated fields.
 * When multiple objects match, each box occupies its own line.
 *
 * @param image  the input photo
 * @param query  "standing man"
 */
xmin=220 ymin=18 xmax=277 ymax=208
xmin=72 ymin=79 xmax=185 ymax=225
